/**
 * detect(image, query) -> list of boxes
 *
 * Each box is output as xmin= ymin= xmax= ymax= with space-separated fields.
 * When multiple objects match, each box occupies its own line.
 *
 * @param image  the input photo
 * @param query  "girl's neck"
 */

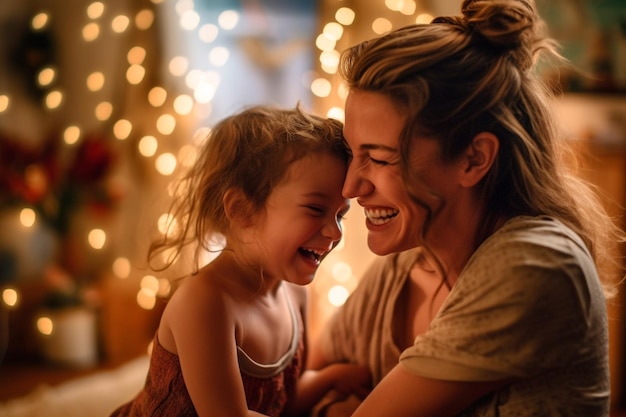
xmin=208 ymin=250 xmax=283 ymax=297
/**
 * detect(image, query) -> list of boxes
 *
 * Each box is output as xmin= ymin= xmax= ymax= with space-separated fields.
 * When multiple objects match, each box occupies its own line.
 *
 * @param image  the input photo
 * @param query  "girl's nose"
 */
xmin=322 ymin=218 xmax=343 ymax=243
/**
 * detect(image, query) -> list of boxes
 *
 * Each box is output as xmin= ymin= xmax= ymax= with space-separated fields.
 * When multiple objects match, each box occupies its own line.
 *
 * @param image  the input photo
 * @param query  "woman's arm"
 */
xmin=351 ymin=364 xmax=508 ymax=417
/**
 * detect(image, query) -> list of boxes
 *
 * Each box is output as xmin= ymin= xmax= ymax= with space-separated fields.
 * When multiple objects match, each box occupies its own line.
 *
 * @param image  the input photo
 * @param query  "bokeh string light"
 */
xmin=0 ymin=0 xmax=437 ymax=342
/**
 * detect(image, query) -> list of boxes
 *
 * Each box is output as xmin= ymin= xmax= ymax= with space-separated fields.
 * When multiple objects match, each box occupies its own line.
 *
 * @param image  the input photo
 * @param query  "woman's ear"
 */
xmin=460 ymin=132 xmax=499 ymax=187
xmin=223 ymin=188 xmax=255 ymax=228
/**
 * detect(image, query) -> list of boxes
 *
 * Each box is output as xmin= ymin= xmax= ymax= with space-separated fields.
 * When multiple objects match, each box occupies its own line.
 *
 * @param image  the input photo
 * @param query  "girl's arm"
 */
xmin=164 ymin=278 xmax=269 ymax=417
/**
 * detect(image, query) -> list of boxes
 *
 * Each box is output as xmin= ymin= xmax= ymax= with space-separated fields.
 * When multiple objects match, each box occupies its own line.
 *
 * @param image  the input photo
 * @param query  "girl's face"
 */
xmin=251 ymin=152 xmax=350 ymax=286
xmin=342 ymin=89 xmax=461 ymax=255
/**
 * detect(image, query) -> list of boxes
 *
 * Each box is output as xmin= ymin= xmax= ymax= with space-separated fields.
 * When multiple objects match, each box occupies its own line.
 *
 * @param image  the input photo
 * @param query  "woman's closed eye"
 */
xmin=369 ymin=157 xmax=389 ymax=166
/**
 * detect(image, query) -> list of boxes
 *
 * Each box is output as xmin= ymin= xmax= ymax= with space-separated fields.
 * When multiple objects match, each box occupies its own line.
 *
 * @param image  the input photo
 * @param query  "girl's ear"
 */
xmin=459 ymin=132 xmax=499 ymax=187
xmin=223 ymin=188 xmax=255 ymax=228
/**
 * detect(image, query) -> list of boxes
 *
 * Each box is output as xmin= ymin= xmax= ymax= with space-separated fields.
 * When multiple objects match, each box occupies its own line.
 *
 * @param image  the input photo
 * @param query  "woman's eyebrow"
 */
xmin=359 ymin=143 xmax=398 ymax=152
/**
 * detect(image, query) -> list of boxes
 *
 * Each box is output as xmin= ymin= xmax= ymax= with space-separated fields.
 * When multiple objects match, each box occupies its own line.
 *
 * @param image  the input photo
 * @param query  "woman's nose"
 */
xmin=342 ymin=162 xmax=372 ymax=199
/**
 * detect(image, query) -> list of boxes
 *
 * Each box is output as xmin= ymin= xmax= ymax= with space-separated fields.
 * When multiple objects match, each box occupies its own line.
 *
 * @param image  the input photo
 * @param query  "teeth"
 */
xmin=301 ymin=248 xmax=325 ymax=262
xmin=364 ymin=208 xmax=398 ymax=225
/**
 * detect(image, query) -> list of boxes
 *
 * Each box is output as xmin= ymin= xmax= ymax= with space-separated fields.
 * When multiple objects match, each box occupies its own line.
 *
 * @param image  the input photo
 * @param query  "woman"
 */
xmin=309 ymin=0 xmax=623 ymax=416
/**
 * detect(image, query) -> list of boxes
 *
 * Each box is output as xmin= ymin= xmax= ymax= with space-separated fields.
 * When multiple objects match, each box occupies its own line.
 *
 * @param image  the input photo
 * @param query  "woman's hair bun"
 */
xmin=460 ymin=0 xmax=543 ymax=71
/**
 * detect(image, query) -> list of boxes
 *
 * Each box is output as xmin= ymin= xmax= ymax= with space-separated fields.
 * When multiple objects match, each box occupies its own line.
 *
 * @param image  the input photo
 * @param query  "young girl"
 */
xmin=111 ymin=105 xmax=371 ymax=417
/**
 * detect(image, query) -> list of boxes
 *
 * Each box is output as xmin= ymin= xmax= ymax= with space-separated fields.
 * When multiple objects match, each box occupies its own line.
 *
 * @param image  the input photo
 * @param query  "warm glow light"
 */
xmin=32 ymin=13 xmax=50 ymax=30
xmin=155 ymin=153 xmax=177 ymax=176
xmin=180 ymin=10 xmax=200 ymax=31
xmin=157 ymin=213 xmax=176 ymax=235
xmin=138 ymin=135 xmax=158 ymax=157
xmin=2 ymin=288 xmax=18 ymax=308
xmin=112 ymin=257 xmax=131 ymax=279
xmin=416 ymin=13 xmax=433 ymax=24
xmin=400 ymin=0 xmax=417 ymax=15
xmin=128 ymin=46 xmax=147 ymax=65
xmin=148 ymin=86 xmax=167 ymax=107
xmin=175 ymin=0 xmax=194 ymax=15
xmin=87 ymin=2 xmax=105 ymax=19
xmin=112 ymin=15 xmax=130 ymax=33
xmin=327 ymin=107 xmax=345 ymax=122
xmin=185 ymin=69 xmax=203 ymax=89
xmin=82 ymin=22 xmax=100 ymax=41
xmin=372 ymin=18 xmax=393 ymax=34
xmin=194 ymin=83 xmax=217 ymax=104
xmin=338 ymin=83 xmax=349 ymax=99
xmin=113 ymin=119 xmax=132 ymax=140
xmin=169 ymin=56 xmax=189 ymax=77
xmin=95 ymin=101 xmax=113 ymax=121
xmin=126 ymin=64 xmax=146 ymax=85
xmin=156 ymin=114 xmax=176 ymax=135
xmin=218 ymin=10 xmax=239 ymax=30
xmin=137 ymin=288 xmax=156 ymax=310
xmin=335 ymin=7 xmax=355 ymax=25
xmin=311 ymin=78 xmax=332 ymax=97
xmin=173 ymin=94 xmax=193 ymax=115
xmin=315 ymin=34 xmax=336 ymax=51
xmin=385 ymin=0 xmax=403 ymax=12
xmin=209 ymin=47 xmax=229 ymax=67
xmin=187 ymin=70 xmax=220 ymax=101
xmin=88 ymin=228 xmax=106 ymax=249
xmin=332 ymin=262 xmax=353 ymax=282
xmin=0 ymin=95 xmax=8 ymax=112
xmin=328 ymin=285 xmax=350 ymax=307
xmin=199 ymin=24 xmax=218 ymax=43
xmin=141 ymin=275 xmax=160 ymax=294
xmin=320 ymin=50 xmax=340 ymax=74
xmin=45 ymin=90 xmax=63 ymax=109
xmin=19 ymin=208 xmax=36 ymax=228
xmin=38 ymin=67 xmax=56 ymax=87
xmin=135 ymin=9 xmax=154 ymax=30
xmin=64 ymin=125 xmax=81 ymax=144
xmin=178 ymin=144 xmax=198 ymax=167
xmin=37 ymin=316 xmax=54 ymax=335
xmin=323 ymin=22 xmax=343 ymax=41
xmin=87 ymin=72 xmax=105 ymax=91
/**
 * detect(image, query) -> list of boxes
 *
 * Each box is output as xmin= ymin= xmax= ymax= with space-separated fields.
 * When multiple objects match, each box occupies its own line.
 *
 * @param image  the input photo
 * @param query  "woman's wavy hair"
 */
xmin=339 ymin=0 xmax=623 ymax=296
xmin=148 ymin=104 xmax=347 ymax=275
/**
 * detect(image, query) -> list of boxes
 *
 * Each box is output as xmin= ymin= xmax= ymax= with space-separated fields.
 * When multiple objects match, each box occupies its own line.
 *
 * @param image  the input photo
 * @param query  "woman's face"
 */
xmin=342 ymin=90 xmax=461 ymax=255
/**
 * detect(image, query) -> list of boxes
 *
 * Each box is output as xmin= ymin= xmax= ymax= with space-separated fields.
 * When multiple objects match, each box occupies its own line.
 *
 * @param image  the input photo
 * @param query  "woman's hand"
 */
xmin=324 ymin=363 xmax=371 ymax=399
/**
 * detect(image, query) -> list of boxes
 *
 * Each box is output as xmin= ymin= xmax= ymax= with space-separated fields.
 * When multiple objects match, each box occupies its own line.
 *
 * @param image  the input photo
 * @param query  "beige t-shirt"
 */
xmin=319 ymin=248 xmax=419 ymax=384
xmin=400 ymin=216 xmax=609 ymax=416
xmin=318 ymin=216 xmax=609 ymax=416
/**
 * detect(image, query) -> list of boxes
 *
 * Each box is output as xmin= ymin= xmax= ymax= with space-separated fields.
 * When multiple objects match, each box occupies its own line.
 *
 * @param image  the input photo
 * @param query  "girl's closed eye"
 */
xmin=306 ymin=205 xmax=325 ymax=216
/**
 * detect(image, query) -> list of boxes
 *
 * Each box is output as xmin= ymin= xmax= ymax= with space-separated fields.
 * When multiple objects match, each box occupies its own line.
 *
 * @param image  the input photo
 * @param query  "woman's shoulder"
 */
xmin=483 ymin=215 xmax=589 ymax=256
xmin=462 ymin=215 xmax=598 ymax=296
